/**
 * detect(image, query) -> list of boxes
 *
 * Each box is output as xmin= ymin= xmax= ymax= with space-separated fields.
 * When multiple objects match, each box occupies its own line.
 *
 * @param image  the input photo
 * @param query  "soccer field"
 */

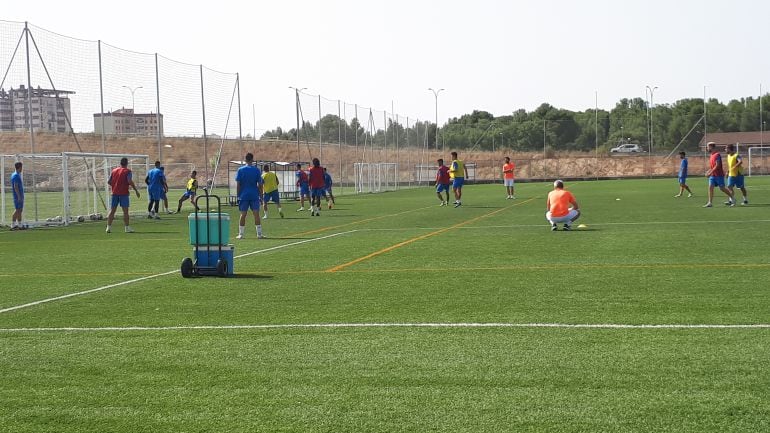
xmin=2 ymin=178 xmax=769 ymax=432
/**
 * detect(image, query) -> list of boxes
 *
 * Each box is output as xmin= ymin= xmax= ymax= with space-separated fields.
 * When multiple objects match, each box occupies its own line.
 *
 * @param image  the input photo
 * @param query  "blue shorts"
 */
xmin=727 ymin=175 xmax=745 ymax=188
xmin=452 ymin=178 xmax=465 ymax=189
xmin=182 ymin=191 xmax=196 ymax=199
xmin=111 ymin=194 xmax=130 ymax=208
xmin=13 ymin=199 xmax=23 ymax=210
xmin=264 ymin=190 xmax=280 ymax=204
xmin=310 ymin=187 xmax=325 ymax=198
xmin=299 ymin=184 xmax=310 ymax=196
xmin=160 ymin=191 xmax=167 ymax=200
xmin=149 ymin=189 xmax=164 ymax=201
xmin=325 ymin=187 xmax=333 ymax=195
xmin=239 ymin=199 xmax=261 ymax=212
xmin=436 ymin=183 xmax=450 ymax=193
xmin=678 ymin=176 xmax=687 ymax=185
xmin=708 ymin=176 xmax=725 ymax=188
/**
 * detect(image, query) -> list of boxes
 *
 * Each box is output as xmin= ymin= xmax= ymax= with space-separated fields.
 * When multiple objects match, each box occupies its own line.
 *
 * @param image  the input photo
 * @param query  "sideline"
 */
xmin=2 ymin=322 xmax=769 ymax=333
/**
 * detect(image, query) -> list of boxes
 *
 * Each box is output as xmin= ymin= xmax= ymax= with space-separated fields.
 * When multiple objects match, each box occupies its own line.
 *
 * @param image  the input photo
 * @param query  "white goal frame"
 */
xmin=747 ymin=146 xmax=770 ymax=176
xmin=354 ymin=162 xmax=398 ymax=193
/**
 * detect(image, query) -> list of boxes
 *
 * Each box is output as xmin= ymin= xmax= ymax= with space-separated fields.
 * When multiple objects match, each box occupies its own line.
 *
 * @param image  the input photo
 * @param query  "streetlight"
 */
xmin=645 ymin=85 xmax=658 ymax=152
xmin=428 ymin=88 xmax=444 ymax=152
xmin=289 ymin=86 xmax=307 ymax=160
xmin=122 ymin=85 xmax=142 ymax=135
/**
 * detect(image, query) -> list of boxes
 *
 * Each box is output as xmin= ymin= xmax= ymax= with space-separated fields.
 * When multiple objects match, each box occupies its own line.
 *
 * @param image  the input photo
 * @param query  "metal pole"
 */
xmin=155 ymin=53 xmax=162 ymax=161
xmin=318 ymin=94 xmax=322 ymax=160
xmin=595 ymin=90 xmax=599 ymax=180
xmin=24 ymin=23 xmax=39 ymax=221
xmin=98 ymin=41 xmax=106 ymax=155
xmin=543 ymin=119 xmax=547 ymax=178
xmin=200 ymin=65 xmax=208 ymax=183
xmin=761 ymin=83 xmax=764 ymax=146
xmin=338 ymin=100 xmax=342 ymax=192
xmin=428 ymin=88 xmax=444 ymax=151
xmin=236 ymin=72 xmax=243 ymax=154
xmin=289 ymin=86 xmax=305 ymax=161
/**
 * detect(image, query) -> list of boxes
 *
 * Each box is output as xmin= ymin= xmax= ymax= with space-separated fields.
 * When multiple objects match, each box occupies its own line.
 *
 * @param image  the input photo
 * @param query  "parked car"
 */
xmin=610 ymin=143 xmax=644 ymax=153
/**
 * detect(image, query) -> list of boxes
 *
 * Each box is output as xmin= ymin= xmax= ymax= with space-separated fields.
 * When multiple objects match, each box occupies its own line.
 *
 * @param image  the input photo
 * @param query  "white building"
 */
xmin=0 ymin=85 xmax=73 ymax=133
xmin=94 ymin=108 xmax=164 ymax=136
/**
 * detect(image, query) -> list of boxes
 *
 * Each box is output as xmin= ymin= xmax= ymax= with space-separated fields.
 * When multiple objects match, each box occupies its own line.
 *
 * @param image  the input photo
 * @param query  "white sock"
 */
xmin=257 ymin=225 xmax=263 ymax=236
xmin=239 ymin=225 xmax=245 ymax=236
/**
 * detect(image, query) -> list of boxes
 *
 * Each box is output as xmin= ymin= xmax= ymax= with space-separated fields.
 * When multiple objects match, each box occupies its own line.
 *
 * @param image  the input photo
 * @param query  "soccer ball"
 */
xmin=77 ymin=215 xmax=85 ymax=223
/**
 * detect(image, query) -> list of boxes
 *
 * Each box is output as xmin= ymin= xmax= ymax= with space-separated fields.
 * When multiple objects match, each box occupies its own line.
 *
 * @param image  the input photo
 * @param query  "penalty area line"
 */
xmin=0 ymin=230 xmax=357 ymax=315
xmin=1 ymin=322 xmax=770 ymax=333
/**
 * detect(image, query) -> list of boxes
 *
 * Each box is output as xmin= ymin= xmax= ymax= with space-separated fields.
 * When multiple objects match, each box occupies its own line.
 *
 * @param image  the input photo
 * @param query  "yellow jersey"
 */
xmin=262 ymin=171 xmax=279 ymax=193
xmin=449 ymin=159 xmax=465 ymax=179
xmin=185 ymin=178 xmax=198 ymax=193
xmin=727 ymin=153 xmax=743 ymax=177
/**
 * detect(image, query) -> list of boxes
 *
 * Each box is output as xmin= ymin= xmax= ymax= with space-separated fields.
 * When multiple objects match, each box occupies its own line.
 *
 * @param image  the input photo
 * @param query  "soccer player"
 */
xmin=308 ymin=158 xmax=325 ymax=216
xmin=262 ymin=164 xmax=284 ymax=219
xmin=725 ymin=143 xmax=748 ymax=205
xmin=177 ymin=170 xmax=199 ymax=213
xmin=546 ymin=179 xmax=580 ymax=231
xmin=295 ymin=163 xmax=310 ymax=211
xmin=159 ymin=166 xmax=172 ymax=214
xmin=435 ymin=158 xmax=451 ymax=206
xmin=674 ymin=151 xmax=693 ymax=198
xmin=502 ymin=156 xmax=515 ymax=199
xmin=323 ymin=167 xmax=335 ymax=209
xmin=235 ymin=153 xmax=264 ymax=239
xmin=449 ymin=151 xmax=469 ymax=207
xmin=145 ymin=160 xmax=164 ymax=219
xmin=106 ymin=157 xmax=140 ymax=233
xmin=10 ymin=162 xmax=24 ymax=230
xmin=703 ymin=142 xmax=734 ymax=208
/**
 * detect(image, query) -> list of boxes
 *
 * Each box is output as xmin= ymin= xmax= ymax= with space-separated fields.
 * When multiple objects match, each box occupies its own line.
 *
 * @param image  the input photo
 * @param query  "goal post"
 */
xmin=354 ymin=162 xmax=397 ymax=193
xmin=747 ymin=146 xmax=770 ymax=176
xmin=1 ymin=152 xmax=149 ymax=227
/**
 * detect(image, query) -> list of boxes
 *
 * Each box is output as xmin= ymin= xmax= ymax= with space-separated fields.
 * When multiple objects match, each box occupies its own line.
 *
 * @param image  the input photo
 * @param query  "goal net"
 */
xmin=1 ymin=152 xmax=150 ymax=227
xmin=354 ymin=163 xmax=397 ymax=193
xmin=747 ymin=146 xmax=770 ymax=176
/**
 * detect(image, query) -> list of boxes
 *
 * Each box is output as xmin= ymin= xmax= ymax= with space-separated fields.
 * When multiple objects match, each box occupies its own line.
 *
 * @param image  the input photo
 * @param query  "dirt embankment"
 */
xmin=1 ymin=132 xmax=702 ymax=184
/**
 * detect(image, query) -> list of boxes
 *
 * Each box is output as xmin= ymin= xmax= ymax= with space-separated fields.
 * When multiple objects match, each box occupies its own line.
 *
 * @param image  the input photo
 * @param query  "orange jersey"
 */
xmin=502 ymin=162 xmax=515 ymax=179
xmin=547 ymin=189 xmax=575 ymax=218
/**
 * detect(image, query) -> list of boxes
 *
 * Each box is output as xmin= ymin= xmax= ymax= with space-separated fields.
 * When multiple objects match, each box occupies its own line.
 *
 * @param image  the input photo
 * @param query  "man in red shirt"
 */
xmin=546 ymin=179 xmax=580 ymax=231
xmin=106 ymin=157 xmax=141 ymax=233
xmin=308 ymin=158 xmax=326 ymax=216
xmin=703 ymin=141 xmax=734 ymax=208
xmin=502 ymin=156 xmax=515 ymax=199
xmin=435 ymin=158 xmax=451 ymax=206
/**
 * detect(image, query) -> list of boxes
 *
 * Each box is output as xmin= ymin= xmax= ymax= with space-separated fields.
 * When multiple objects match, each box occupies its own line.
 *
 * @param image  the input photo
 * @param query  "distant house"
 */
xmin=0 ymin=85 xmax=74 ymax=133
xmin=94 ymin=108 xmax=164 ymax=136
xmin=700 ymin=131 xmax=770 ymax=151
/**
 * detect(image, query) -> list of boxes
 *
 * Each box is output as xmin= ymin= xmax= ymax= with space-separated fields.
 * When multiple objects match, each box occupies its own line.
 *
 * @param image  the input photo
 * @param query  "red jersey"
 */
xmin=308 ymin=166 xmax=325 ymax=189
xmin=436 ymin=165 xmax=450 ymax=185
xmin=109 ymin=166 xmax=133 ymax=195
xmin=709 ymin=151 xmax=724 ymax=177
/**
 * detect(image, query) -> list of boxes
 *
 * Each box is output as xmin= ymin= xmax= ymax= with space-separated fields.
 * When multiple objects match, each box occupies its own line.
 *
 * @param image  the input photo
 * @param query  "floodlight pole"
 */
xmin=122 ymin=85 xmax=142 ymax=135
xmin=428 ymin=88 xmax=444 ymax=152
xmin=645 ymin=85 xmax=658 ymax=152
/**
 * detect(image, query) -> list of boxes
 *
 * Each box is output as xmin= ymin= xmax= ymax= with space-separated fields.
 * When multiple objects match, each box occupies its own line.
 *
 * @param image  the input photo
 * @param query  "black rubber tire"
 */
xmin=181 ymin=258 xmax=194 ymax=278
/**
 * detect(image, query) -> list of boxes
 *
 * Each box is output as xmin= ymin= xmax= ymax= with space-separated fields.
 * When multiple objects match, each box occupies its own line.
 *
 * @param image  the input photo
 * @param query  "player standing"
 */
xmin=262 ymin=164 xmax=284 ymax=219
xmin=106 ymin=157 xmax=140 ymax=233
xmin=235 ymin=153 xmax=264 ymax=239
xmin=435 ymin=158 xmax=451 ymax=206
xmin=177 ymin=170 xmax=199 ymax=213
xmin=502 ymin=156 xmax=515 ymax=199
xmin=449 ymin=151 xmax=469 ymax=208
xmin=703 ymin=142 xmax=734 ymax=208
xmin=308 ymin=158 xmax=325 ymax=216
xmin=323 ymin=167 xmax=335 ymax=209
xmin=10 ymin=162 xmax=24 ymax=230
xmin=674 ymin=152 xmax=693 ymax=198
xmin=295 ymin=163 xmax=310 ymax=211
xmin=725 ymin=143 xmax=748 ymax=205
xmin=145 ymin=161 xmax=164 ymax=219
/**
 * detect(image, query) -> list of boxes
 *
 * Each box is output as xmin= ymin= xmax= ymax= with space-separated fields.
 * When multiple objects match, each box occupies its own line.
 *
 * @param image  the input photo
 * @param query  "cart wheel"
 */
xmin=181 ymin=258 xmax=194 ymax=278
xmin=216 ymin=259 xmax=228 ymax=277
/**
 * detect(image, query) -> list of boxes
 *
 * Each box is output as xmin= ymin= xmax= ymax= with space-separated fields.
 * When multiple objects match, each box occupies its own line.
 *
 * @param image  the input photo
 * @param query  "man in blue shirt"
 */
xmin=295 ymin=163 xmax=310 ymax=211
xmin=323 ymin=167 xmax=335 ymax=209
xmin=10 ymin=162 xmax=25 ymax=230
xmin=235 ymin=153 xmax=264 ymax=239
xmin=145 ymin=161 xmax=165 ymax=219
xmin=674 ymin=151 xmax=693 ymax=198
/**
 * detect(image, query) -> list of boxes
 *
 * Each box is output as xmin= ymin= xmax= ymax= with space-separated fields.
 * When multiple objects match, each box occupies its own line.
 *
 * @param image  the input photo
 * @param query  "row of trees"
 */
xmin=261 ymin=95 xmax=770 ymax=153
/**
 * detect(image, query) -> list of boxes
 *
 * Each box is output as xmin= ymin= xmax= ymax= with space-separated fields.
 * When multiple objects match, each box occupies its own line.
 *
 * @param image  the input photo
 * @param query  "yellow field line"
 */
xmin=288 ymin=204 xmax=436 ymax=238
xmin=326 ymin=198 xmax=536 ymax=273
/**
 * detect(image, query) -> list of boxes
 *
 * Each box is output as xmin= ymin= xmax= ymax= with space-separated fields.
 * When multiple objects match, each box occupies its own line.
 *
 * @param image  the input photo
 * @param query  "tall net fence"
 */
xmin=0 ymin=20 xmax=240 ymax=187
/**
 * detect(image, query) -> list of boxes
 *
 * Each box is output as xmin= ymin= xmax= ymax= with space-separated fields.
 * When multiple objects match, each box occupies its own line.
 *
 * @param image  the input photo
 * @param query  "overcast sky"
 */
xmin=4 ymin=0 xmax=769 ymax=134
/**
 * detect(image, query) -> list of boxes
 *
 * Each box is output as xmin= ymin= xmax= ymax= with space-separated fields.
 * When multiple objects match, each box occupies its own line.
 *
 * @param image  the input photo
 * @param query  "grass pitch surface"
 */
xmin=1 ymin=178 xmax=769 ymax=432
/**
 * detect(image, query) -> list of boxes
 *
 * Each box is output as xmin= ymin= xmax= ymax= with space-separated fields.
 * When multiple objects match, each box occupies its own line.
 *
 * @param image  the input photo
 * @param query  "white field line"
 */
xmin=0 ymin=230 xmax=357 ymax=315
xmin=358 ymin=218 xmax=770 ymax=231
xmin=1 ymin=322 xmax=769 ymax=333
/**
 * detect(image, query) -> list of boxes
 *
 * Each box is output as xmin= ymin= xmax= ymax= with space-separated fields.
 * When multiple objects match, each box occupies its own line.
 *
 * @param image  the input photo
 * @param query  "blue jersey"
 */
xmin=147 ymin=167 xmax=164 ymax=193
xmin=296 ymin=170 xmax=309 ymax=186
xmin=236 ymin=164 xmax=263 ymax=200
xmin=323 ymin=172 xmax=333 ymax=189
xmin=679 ymin=158 xmax=688 ymax=178
xmin=11 ymin=171 xmax=23 ymax=201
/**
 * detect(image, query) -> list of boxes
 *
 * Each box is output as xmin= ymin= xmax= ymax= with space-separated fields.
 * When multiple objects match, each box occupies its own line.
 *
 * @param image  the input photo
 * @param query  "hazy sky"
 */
xmin=4 ymin=0 xmax=769 ymax=134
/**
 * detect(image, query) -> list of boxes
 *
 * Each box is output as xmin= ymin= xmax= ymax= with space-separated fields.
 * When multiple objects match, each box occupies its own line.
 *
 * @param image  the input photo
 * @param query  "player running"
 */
xmin=295 ymin=163 xmax=310 ymax=211
xmin=177 ymin=170 xmax=200 ymax=213
xmin=435 ymin=158 xmax=451 ymax=206
xmin=262 ymin=164 xmax=284 ymax=219
xmin=308 ymin=158 xmax=325 ymax=216
xmin=674 ymin=152 xmax=693 ymax=198
xmin=725 ymin=143 xmax=748 ymax=205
